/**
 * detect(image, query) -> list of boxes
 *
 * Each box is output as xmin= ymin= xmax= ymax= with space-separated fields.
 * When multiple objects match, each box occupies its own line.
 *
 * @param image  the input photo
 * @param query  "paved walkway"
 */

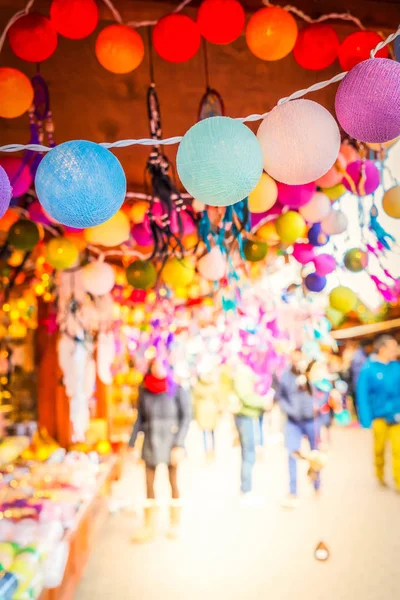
xmin=77 ymin=420 xmax=400 ymax=600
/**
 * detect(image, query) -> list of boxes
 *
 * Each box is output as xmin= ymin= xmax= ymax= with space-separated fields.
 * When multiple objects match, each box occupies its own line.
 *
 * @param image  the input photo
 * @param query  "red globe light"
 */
xmin=197 ymin=0 xmax=245 ymax=45
xmin=338 ymin=31 xmax=388 ymax=71
xmin=293 ymin=24 xmax=339 ymax=70
xmin=8 ymin=13 xmax=58 ymax=63
xmin=50 ymin=0 xmax=99 ymax=40
xmin=152 ymin=14 xmax=201 ymax=63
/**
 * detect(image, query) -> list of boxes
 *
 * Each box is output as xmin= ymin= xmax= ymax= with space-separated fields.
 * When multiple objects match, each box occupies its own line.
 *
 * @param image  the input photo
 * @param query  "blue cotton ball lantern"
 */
xmin=177 ymin=116 xmax=263 ymax=207
xmin=35 ymin=141 xmax=127 ymax=228
xmin=305 ymin=273 xmax=327 ymax=292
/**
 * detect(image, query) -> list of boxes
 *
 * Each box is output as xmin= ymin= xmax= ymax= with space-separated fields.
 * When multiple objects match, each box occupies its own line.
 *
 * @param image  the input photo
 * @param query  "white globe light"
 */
xmin=299 ymin=192 xmax=332 ymax=223
xmin=321 ymin=209 xmax=348 ymax=235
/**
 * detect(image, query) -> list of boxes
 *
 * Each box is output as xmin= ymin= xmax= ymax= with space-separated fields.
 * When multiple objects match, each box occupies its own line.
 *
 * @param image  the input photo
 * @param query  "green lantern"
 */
xmin=8 ymin=219 xmax=39 ymax=251
xmin=126 ymin=260 xmax=157 ymax=290
xmin=243 ymin=239 xmax=268 ymax=262
xmin=344 ymin=248 xmax=368 ymax=272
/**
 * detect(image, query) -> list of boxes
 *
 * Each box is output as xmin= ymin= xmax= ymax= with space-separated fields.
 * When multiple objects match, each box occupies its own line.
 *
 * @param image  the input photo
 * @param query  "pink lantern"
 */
xmin=292 ymin=242 xmax=315 ymax=265
xmin=28 ymin=201 xmax=54 ymax=225
xmin=0 ymin=157 xmax=32 ymax=197
xmin=277 ymin=181 xmax=316 ymax=208
xmin=342 ymin=160 xmax=380 ymax=196
xmin=313 ymin=254 xmax=336 ymax=276
xmin=170 ymin=210 xmax=196 ymax=235
xmin=250 ymin=202 xmax=283 ymax=229
xmin=315 ymin=153 xmax=346 ymax=188
xmin=132 ymin=219 xmax=153 ymax=246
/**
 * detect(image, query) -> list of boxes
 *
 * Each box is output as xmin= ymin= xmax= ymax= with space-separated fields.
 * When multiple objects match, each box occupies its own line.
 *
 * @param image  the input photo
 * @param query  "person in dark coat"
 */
xmin=129 ymin=358 xmax=191 ymax=542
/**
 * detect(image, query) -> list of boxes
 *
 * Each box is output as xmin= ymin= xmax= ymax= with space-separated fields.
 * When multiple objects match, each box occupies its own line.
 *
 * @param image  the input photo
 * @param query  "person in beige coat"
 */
xmin=192 ymin=369 xmax=222 ymax=458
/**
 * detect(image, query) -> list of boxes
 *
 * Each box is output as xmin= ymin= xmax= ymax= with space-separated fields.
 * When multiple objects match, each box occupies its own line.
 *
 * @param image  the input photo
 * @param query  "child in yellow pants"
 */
xmin=373 ymin=419 xmax=400 ymax=490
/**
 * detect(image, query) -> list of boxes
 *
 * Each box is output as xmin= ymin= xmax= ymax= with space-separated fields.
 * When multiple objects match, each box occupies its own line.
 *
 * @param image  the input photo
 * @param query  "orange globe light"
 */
xmin=8 ymin=13 xmax=58 ymax=63
xmin=293 ymin=24 xmax=339 ymax=70
xmin=96 ymin=25 xmax=145 ymax=74
xmin=153 ymin=14 xmax=201 ymax=63
xmin=0 ymin=68 xmax=34 ymax=119
xmin=50 ymin=0 xmax=99 ymax=40
xmin=338 ymin=31 xmax=388 ymax=71
xmin=0 ymin=209 xmax=19 ymax=232
xmin=246 ymin=7 xmax=298 ymax=61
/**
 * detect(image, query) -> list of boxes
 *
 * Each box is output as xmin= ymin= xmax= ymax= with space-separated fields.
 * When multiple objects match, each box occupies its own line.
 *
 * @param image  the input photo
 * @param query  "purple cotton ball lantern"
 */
xmin=277 ymin=181 xmax=316 ymax=208
xmin=292 ymin=242 xmax=315 ymax=265
xmin=0 ymin=165 xmax=12 ymax=218
xmin=305 ymin=273 xmax=327 ymax=292
xmin=313 ymin=253 xmax=336 ymax=276
xmin=343 ymin=160 xmax=380 ymax=196
xmin=308 ymin=223 xmax=329 ymax=247
xmin=335 ymin=58 xmax=400 ymax=144
xmin=0 ymin=156 xmax=32 ymax=197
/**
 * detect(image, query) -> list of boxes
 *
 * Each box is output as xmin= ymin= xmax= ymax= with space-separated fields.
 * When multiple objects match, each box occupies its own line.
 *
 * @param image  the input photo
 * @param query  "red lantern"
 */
xmin=293 ymin=24 xmax=339 ymax=70
xmin=50 ymin=0 xmax=99 ymax=40
xmin=338 ymin=31 xmax=388 ymax=71
xmin=8 ymin=13 xmax=58 ymax=63
xmin=152 ymin=14 xmax=201 ymax=63
xmin=197 ymin=0 xmax=245 ymax=45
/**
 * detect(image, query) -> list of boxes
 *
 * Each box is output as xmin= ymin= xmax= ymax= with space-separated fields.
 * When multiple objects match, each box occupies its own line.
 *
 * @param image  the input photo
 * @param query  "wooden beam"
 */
xmin=331 ymin=318 xmax=400 ymax=340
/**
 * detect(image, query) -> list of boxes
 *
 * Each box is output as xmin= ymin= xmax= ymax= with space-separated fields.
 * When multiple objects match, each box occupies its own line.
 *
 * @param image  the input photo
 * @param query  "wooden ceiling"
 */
xmin=0 ymin=0 xmax=398 ymax=192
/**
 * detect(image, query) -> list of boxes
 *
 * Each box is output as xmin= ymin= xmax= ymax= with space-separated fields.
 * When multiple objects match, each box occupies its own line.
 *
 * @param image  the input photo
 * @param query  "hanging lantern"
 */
xmin=45 ymin=237 xmax=79 ymax=270
xmin=315 ymin=154 xmax=346 ymax=189
xmin=197 ymin=247 xmax=227 ymax=280
xmin=322 ymin=184 xmax=346 ymax=202
xmin=308 ymin=223 xmax=329 ymax=247
xmin=96 ymin=25 xmax=144 ymax=74
xmin=299 ymin=192 xmax=331 ymax=223
xmin=126 ymin=260 xmax=157 ymax=290
xmin=292 ymin=242 xmax=315 ymax=265
xmin=153 ymin=14 xmax=201 ymax=63
xmin=275 ymin=211 xmax=307 ymax=244
xmin=82 ymin=261 xmax=116 ymax=296
xmin=197 ymin=0 xmax=245 ymax=45
xmin=243 ymin=239 xmax=268 ymax=262
xmin=8 ymin=219 xmax=39 ymax=251
xmin=50 ymin=0 xmax=99 ymax=40
xmin=0 ymin=209 xmax=19 ymax=232
xmin=344 ymin=248 xmax=368 ymax=272
xmin=330 ymin=286 xmax=357 ymax=314
xmin=256 ymin=220 xmax=280 ymax=245
xmin=313 ymin=254 xmax=336 ymax=276
xmin=161 ymin=257 xmax=195 ymax=288
xmin=246 ymin=7 xmax=298 ymax=61
xmin=84 ymin=210 xmax=130 ymax=247
xmin=277 ymin=181 xmax=316 ymax=209
xmin=382 ymin=186 xmax=400 ymax=219
xmin=0 ymin=157 xmax=33 ymax=198
xmin=338 ymin=31 xmax=388 ymax=71
xmin=293 ymin=24 xmax=339 ymax=70
xmin=248 ymin=173 xmax=278 ymax=214
xmin=130 ymin=201 xmax=149 ymax=224
xmin=8 ymin=13 xmax=58 ymax=63
xmin=0 ymin=68 xmax=34 ymax=119
xmin=305 ymin=273 xmax=326 ymax=292
xmin=342 ymin=160 xmax=380 ymax=196
xmin=0 ymin=166 xmax=12 ymax=219
xmin=321 ymin=209 xmax=348 ymax=236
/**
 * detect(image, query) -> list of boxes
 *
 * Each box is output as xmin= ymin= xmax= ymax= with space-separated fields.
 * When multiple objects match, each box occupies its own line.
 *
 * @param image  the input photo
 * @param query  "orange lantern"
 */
xmin=246 ymin=7 xmax=298 ymax=61
xmin=0 ymin=209 xmax=19 ymax=232
xmin=95 ymin=25 xmax=145 ymax=74
xmin=0 ymin=68 xmax=34 ymax=119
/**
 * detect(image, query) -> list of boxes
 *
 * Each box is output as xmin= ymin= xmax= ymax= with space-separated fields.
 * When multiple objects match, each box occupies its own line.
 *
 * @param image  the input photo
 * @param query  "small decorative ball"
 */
xmin=321 ymin=183 xmax=346 ymax=202
xmin=161 ymin=257 xmax=195 ymax=288
xmin=177 ymin=116 xmax=263 ymax=206
xmin=45 ymin=237 xmax=79 ymax=270
xmin=84 ymin=210 xmax=130 ymax=247
xmin=35 ymin=141 xmax=127 ymax=228
xmin=246 ymin=7 xmax=298 ymax=61
xmin=8 ymin=13 xmax=58 ymax=63
xmin=256 ymin=220 xmax=280 ymax=245
xmin=321 ymin=209 xmax=348 ymax=235
xmin=153 ymin=14 xmax=201 ymax=63
xmin=132 ymin=220 xmax=153 ymax=247
xmin=0 ymin=166 xmax=12 ymax=218
xmin=96 ymin=25 xmax=144 ymax=74
xmin=335 ymin=59 xmax=400 ymax=144
xmin=382 ymin=186 xmax=400 ymax=219
xmin=329 ymin=286 xmax=357 ymax=313
xmin=308 ymin=223 xmax=329 ymax=247
xmin=275 ymin=211 xmax=307 ymax=244
xmin=338 ymin=31 xmax=388 ymax=71
xmin=316 ymin=153 xmax=346 ymax=189
xmin=299 ymin=192 xmax=331 ymax=223
xmin=8 ymin=219 xmax=39 ymax=250
xmin=248 ymin=173 xmax=278 ymax=213
xmin=197 ymin=0 xmax=245 ymax=45
xmin=197 ymin=246 xmax=227 ymax=280
xmin=313 ymin=253 xmax=336 ymax=276
xmin=344 ymin=248 xmax=368 ymax=272
xmin=0 ymin=157 xmax=32 ymax=197
xmin=50 ymin=0 xmax=99 ymax=40
xmin=293 ymin=24 xmax=339 ymax=70
xmin=0 ymin=209 xmax=19 ymax=231
xmin=277 ymin=181 xmax=316 ymax=208
xmin=305 ymin=273 xmax=327 ymax=292
xmin=130 ymin=201 xmax=149 ymax=224
xmin=342 ymin=160 xmax=380 ymax=196
xmin=82 ymin=261 xmax=115 ymax=296
xmin=126 ymin=260 xmax=157 ymax=290
xmin=257 ymin=99 xmax=340 ymax=185
xmin=0 ymin=68 xmax=34 ymax=119
xmin=292 ymin=242 xmax=315 ymax=265
xmin=243 ymin=239 xmax=268 ymax=262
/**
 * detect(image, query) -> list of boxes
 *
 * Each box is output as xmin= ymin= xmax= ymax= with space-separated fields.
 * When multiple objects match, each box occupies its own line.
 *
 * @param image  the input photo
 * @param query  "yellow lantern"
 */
xmin=161 ymin=257 xmax=195 ymax=288
xmin=329 ymin=286 xmax=357 ymax=314
xmin=7 ymin=250 xmax=25 ymax=267
xmin=321 ymin=183 xmax=346 ymax=202
xmin=45 ymin=237 xmax=79 ymax=270
xmin=382 ymin=186 xmax=400 ymax=219
xmin=85 ymin=210 xmax=130 ymax=247
xmin=276 ymin=211 xmax=307 ymax=244
xmin=130 ymin=201 xmax=149 ymax=224
xmin=248 ymin=173 xmax=278 ymax=213
xmin=256 ymin=220 xmax=280 ymax=245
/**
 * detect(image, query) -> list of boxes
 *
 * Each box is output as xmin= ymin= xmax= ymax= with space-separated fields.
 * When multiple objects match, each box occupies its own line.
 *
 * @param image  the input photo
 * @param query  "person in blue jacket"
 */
xmin=357 ymin=335 xmax=400 ymax=491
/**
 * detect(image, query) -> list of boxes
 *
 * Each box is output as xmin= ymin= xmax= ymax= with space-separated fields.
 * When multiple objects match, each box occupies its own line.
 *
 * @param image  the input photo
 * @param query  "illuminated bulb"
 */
xmin=35 ymin=284 xmax=45 ymax=296
xmin=43 ymin=292 xmax=52 ymax=302
xmin=10 ymin=310 xmax=20 ymax=321
xmin=17 ymin=299 xmax=27 ymax=310
xmin=2 ymin=304 xmax=10 ymax=312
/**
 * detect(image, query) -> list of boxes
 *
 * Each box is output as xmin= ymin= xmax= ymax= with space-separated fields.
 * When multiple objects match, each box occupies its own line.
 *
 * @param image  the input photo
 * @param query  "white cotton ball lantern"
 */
xmin=299 ymin=192 xmax=332 ymax=223
xmin=82 ymin=261 xmax=116 ymax=296
xmin=320 ymin=209 xmax=348 ymax=236
xmin=197 ymin=246 xmax=227 ymax=281
xmin=257 ymin=99 xmax=341 ymax=185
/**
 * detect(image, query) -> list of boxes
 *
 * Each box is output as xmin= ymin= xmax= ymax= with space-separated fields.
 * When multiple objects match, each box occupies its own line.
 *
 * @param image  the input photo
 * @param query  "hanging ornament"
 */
xmin=246 ymin=7 xmax=298 ymax=61
xmin=313 ymin=254 xmax=336 ymax=276
xmin=96 ymin=25 xmax=144 ymax=74
xmin=84 ymin=211 xmax=130 ymax=247
xmin=248 ymin=173 xmax=278 ymax=213
xmin=308 ymin=223 xmax=329 ymax=247
xmin=342 ymin=160 xmax=380 ymax=196
xmin=198 ymin=87 xmax=225 ymax=120
xmin=8 ymin=13 xmax=58 ymax=63
xmin=338 ymin=31 xmax=388 ymax=71
xmin=82 ymin=261 xmax=115 ymax=296
xmin=293 ymin=24 xmax=339 ymax=70
xmin=320 ymin=209 xmax=348 ymax=235
xmin=197 ymin=0 xmax=245 ymax=45
xmin=8 ymin=219 xmax=39 ymax=251
xmin=197 ymin=247 xmax=227 ymax=280
xmin=255 ymin=220 xmax=280 ymax=245
xmin=45 ymin=237 xmax=79 ymax=270
xmin=153 ymin=14 xmax=201 ymax=63
xmin=277 ymin=181 xmax=316 ymax=209
xmin=329 ymin=286 xmax=357 ymax=314
xmin=344 ymin=248 xmax=368 ymax=272
xmin=321 ymin=184 xmax=346 ymax=202
xmin=275 ymin=211 xmax=306 ymax=244
xmin=0 ymin=68 xmax=34 ymax=119
xmin=243 ymin=239 xmax=268 ymax=262
xmin=130 ymin=201 xmax=149 ymax=224
xmin=382 ymin=186 xmax=400 ymax=219
xmin=315 ymin=154 xmax=346 ymax=189
xmin=126 ymin=260 xmax=157 ymax=290
xmin=292 ymin=243 xmax=315 ymax=265
xmin=50 ymin=0 xmax=99 ymax=40
xmin=314 ymin=541 xmax=330 ymax=562
xmin=0 ymin=157 xmax=33 ymax=197
xmin=299 ymin=192 xmax=331 ymax=223
xmin=161 ymin=257 xmax=195 ymax=288
xmin=305 ymin=273 xmax=326 ymax=292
